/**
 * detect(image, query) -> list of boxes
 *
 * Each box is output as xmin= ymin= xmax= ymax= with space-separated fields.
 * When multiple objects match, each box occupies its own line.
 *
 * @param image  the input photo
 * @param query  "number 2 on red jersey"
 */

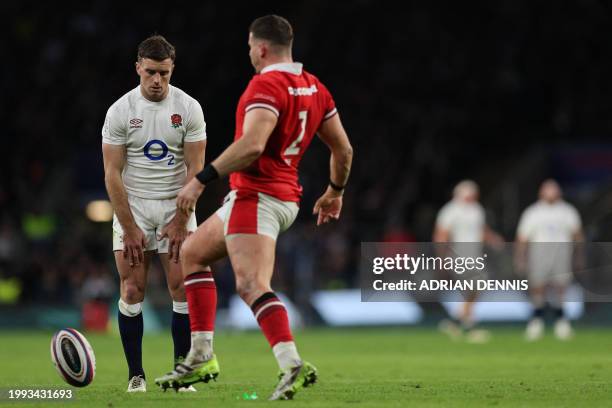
xmin=283 ymin=110 xmax=308 ymax=158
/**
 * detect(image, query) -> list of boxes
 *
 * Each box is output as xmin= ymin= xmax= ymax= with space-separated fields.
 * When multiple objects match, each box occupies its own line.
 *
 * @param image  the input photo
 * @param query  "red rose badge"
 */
xmin=171 ymin=114 xmax=182 ymax=128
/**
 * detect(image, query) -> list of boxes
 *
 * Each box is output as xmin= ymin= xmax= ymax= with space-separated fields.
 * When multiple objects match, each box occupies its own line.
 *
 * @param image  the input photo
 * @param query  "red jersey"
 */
xmin=229 ymin=63 xmax=338 ymax=202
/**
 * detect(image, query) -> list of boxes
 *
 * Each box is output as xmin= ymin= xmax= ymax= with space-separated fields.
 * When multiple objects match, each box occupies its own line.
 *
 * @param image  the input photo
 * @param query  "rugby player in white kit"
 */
xmin=102 ymin=35 xmax=206 ymax=392
xmin=516 ymin=179 xmax=583 ymax=341
xmin=434 ymin=180 xmax=503 ymax=343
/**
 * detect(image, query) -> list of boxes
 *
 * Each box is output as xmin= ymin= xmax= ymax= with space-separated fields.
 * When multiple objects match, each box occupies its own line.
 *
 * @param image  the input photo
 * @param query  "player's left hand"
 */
xmin=313 ymin=186 xmax=343 ymax=226
xmin=158 ymin=213 xmax=189 ymax=263
xmin=176 ymin=178 xmax=205 ymax=215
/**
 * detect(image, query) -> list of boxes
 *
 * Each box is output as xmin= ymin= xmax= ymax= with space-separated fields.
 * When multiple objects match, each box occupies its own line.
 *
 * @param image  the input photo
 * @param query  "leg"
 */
xmin=529 ymin=285 xmax=547 ymax=318
xmin=551 ymin=281 xmax=573 ymax=340
xmin=154 ymin=214 xmax=226 ymax=390
xmin=525 ymin=284 xmax=546 ymax=341
xmin=549 ymin=245 xmax=571 ymax=321
xmin=159 ymin=253 xmax=190 ymax=365
xmin=460 ymin=292 xmax=491 ymax=343
xmin=181 ymin=213 xmax=228 ymax=277
xmin=181 ymin=214 xmax=227 ymax=358
xmin=459 ymin=292 xmax=478 ymax=330
xmin=439 ymin=283 xmax=476 ymax=340
xmin=227 ymin=233 xmax=317 ymax=400
xmin=549 ymin=259 xmax=572 ymax=323
xmin=115 ymin=250 xmax=153 ymax=381
xmin=550 ymin=283 xmax=567 ymax=318
xmin=222 ymin=191 xmax=305 ymax=370
xmin=227 ymin=234 xmax=298 ymax=367
xmin=229 ymin=234 xmax=275 ymax=304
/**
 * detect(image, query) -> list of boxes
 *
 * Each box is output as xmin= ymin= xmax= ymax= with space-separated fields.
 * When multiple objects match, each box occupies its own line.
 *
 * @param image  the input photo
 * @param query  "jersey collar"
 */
xmin=261 ymin=62 xmax=303 ymax=75
xmin=137 ymin=85 xmax=172 ymax=105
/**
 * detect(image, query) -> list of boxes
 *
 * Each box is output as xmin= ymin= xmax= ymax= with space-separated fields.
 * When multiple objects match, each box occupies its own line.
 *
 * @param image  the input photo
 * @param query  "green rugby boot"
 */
xmin=155 ymin=354 xmax=220 ymax=392
xmin=269 ymin=361 xmax=318 ymax=400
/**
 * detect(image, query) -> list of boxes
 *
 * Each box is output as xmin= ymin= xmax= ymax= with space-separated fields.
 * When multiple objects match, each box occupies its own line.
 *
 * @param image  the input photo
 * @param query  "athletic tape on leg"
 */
xmin=173 ymin=301 xmax=189 ymax=314
xmin=118 ymin=299 xmax=142 ymax=317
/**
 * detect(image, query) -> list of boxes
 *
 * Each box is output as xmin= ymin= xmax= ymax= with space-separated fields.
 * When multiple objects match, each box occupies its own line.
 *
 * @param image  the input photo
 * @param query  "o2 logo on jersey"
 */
xmin=143 ymin=139 xmax=175 ymax=165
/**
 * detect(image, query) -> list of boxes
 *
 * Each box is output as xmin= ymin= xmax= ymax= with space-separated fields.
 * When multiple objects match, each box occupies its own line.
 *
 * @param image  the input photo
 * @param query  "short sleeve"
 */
xmin=516 ymin=209 xmax=533 ymax=240
xmin=243 ymin=78 xmax=283 ymax=117
xmin=436 ymin=204 xmax=455 ymax=231
xmin=319 ymin=82 xmax=338 ymax=121
xmin=567 ymin=205 xmax=582 ymax=232
xmin=102 ymin=105 xmax=127 ymax=145
xmin=185 ymin=100 xmax=207 ymax=142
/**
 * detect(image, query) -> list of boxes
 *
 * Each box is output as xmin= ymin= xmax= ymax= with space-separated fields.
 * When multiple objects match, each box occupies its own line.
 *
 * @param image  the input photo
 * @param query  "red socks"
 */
xmin=251 ymin=292 xmax=293 ymax=347
xmin=184 ymin=271 xmax=216 ymax=332
xmin=185 ymin=274 xmax=292 ymax=350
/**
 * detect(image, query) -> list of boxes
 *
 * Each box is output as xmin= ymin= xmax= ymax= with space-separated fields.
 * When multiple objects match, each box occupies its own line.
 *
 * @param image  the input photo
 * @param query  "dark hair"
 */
xmin=137 ymin=35 xmax=176 ymax=62
xmin=249 ymin=15 xmax=293 ymax=47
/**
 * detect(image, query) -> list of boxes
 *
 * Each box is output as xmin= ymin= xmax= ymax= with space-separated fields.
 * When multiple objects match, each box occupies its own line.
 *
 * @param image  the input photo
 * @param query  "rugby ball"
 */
xmin=50 ymin=328 xmax=96 ymax=387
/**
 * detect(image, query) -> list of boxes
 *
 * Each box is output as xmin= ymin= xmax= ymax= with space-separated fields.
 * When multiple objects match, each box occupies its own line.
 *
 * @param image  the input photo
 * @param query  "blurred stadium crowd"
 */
xmin=2 ymin=1 xmax=612 ymax=309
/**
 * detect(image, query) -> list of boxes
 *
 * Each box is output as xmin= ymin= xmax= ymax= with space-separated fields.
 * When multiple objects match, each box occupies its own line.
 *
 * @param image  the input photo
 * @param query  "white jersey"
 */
xmin=102 ymin=85 xmax=206 ymax=199
xmin=517 ymin=200 xmax=581 ymax=242
xmin=436 ymin=200 xmax=485 ymax=243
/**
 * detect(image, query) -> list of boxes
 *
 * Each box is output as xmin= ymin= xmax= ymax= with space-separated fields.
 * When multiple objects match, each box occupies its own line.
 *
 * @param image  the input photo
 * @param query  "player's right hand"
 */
xmin=123 ymin=227 xmax=146 ymax=267
xmin=177 ymin=178 xmax=205 ymax=214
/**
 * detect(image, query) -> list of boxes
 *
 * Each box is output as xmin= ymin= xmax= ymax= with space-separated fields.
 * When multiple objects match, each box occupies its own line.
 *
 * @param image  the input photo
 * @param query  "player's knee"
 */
xmin=181 ymin=236 xmax=198 ymax=263
xmin=121 ymin=281 xmax=145 ymax=303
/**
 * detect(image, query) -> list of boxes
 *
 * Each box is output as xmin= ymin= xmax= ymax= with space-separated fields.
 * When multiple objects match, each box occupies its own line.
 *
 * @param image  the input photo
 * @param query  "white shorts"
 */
xmin=215 ymin=190 xmax=299 ymax=240
xmin=527 ymin=243 xmax=573 ymax=286
xmin=113 ymin=195 xmax=197 ymax=253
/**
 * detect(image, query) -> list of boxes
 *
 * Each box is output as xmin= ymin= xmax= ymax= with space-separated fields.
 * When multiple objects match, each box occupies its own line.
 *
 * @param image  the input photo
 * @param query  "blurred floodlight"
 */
xmin=86 ymin=200 xmax=114 ymax=222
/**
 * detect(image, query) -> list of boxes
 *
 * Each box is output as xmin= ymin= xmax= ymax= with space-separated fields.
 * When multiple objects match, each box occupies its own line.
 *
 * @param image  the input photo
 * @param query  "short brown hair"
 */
xmin=137 ymin=35 xmax=176 ymax=62
xmin=249 ymin=15 xmax=293 ymax=47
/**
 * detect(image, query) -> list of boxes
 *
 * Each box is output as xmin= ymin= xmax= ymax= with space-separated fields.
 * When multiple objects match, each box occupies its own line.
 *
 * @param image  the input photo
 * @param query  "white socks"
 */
xmin=190 ymin=331 xmax=214 ymax=361
xmin=272 ymin=341 xmax=302 ymax=371
xmin=118 ymin=299 xmax=142 ymax=317
xmin=187 ymin=333 xmax=302 ymax=371
xmin=172 ymin=301 xmax=189 ymax=314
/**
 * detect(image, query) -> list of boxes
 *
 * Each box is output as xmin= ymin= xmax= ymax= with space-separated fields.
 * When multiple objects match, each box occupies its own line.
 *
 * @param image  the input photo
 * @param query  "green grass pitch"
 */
xmin=0 ymin=327 xmax=611 ymax=407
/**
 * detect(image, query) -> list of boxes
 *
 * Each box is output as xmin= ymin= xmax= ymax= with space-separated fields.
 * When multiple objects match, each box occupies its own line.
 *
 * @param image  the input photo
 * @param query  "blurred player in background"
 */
xmin=102 ymin=35 xmax=207 ymax=392
xmin=155 ymin=15 xmax=353 ymax=400
xmin=434 ymin=180 xmax=503 ymax=342
xmin=516 ymin=179 xmax=583 ymax=341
